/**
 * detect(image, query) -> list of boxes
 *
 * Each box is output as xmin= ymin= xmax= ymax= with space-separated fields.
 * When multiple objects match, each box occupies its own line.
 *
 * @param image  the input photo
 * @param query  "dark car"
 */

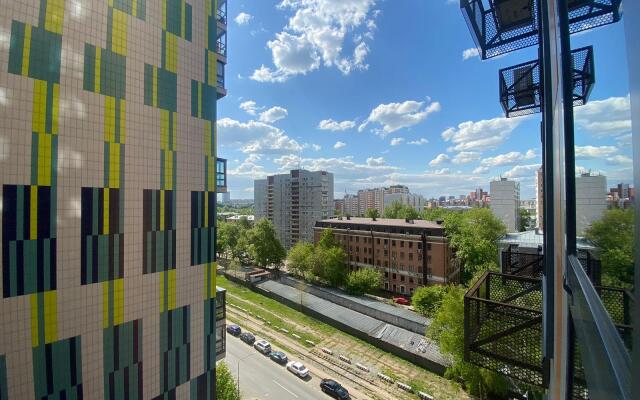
xmin=269 ymin=351 xmax=288 ymax=365
xmin=226 ymin=324 xmax=241 ymax=336
xmin=239 ymin=332 xmax=255 ymax=345
xmin=320 ymin=379 xmax=350 ymax=399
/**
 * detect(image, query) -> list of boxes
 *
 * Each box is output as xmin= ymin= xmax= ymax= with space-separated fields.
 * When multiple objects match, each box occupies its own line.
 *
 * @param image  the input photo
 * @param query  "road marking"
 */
xmin=272 ymin=379 xmax=299 ymax=398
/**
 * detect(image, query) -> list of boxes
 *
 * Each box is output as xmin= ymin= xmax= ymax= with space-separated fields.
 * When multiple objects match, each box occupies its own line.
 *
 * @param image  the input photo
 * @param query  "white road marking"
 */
xmin=272 ymin=379 xmax=299 ymax=398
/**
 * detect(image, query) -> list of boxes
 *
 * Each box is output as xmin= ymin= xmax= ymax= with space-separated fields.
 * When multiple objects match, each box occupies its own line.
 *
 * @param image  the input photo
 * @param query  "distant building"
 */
xmin=343 ymin=194 xmax=359 ymax=217
xmin=314 ymin=218 xmax=457 ymax=295
xmin=608 ymin=182 xmax=636 ymax=209
xmin=490 ymin=178 xmax=521 ymax=232
xmin=383 ymin=193 xmax=425 ymax=213
xmin=334 ymin=199 xmax=345 ymax=215
xmin=219 ymin=191 xmax=231 ymax=203
xmin=576 ymin=173 xmax=607 ymax=235
xmin=536 ymin=167 xmax=544 ymax=230
xmin=342 ymin=185 xmax=411 ymax=216
xmin=254 ymin=169 xmax=334 ymax=249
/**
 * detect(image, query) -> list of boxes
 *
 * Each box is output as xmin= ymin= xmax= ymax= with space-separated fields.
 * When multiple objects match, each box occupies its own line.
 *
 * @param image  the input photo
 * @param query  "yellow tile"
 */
xmin=159 ymin=271 xmax=165 ymax=312
xmin=204 ymin=121 xmax=212 ymax=156
xmin=207 ymin=50 xmax=216 ymax=86
xmin=103 ymin=188 xmax=110 ymax=234
xmin=51 ymin=83 xmax=59 ymax=135
xmin=109 ymin=143 xmax=120 ymax=188
xmin=204 ymin=191 xmax=209 ymax=228
xmin=104 ymin=96 xmax=116 ymax=142
xmin=168 ymin=269 xmax=176 ymax=310
xmin=111 ymin=8 xmax=128 ymax=55
xmin=45 ymin=0 xmax=65 ymax=34
xmin=119 ymin=100 xmax=126 ymax=143
xmin=159 ymin=189 xmax=165 ymax=230
xmin=30 ymin=186 xmax=38 ymax=240
xmin=165 ymin=33 xmax=178 ymax=73
xmin=172 ymin=112 xmax=177 ymax=150
xmin=95 ymin=47 xmax=102 ymax=93
xmin=44 ymin=290 xmax=57 ymax=344
xmin=152 ymin=67 xmax=157 ymax=108
xmin=32 ymin=80 xmax=47 ymax=135
xmin=162 ymin=0 xmax=167 ymax=30
xmin=161 ymin=110 xmax=169 ymax=150
xmin=113 ymin=279 xmax=124 ymax=325
xmin=37 ymin=133 xmax=52 ymax=186
xmin=22 ymin=25 xmax=31 ymax=76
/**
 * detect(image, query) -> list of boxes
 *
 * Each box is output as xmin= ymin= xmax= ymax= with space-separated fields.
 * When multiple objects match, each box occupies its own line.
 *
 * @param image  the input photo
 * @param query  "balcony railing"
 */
xmin=216 ymin=288 xmax=226 ymax=360
xmin=216 ymin=157 xmax=227 ymax=193
xmin=217 ymin=0 xmax=227 ymax=25
xmin=216 ymin=33 xmax=227 ymax=57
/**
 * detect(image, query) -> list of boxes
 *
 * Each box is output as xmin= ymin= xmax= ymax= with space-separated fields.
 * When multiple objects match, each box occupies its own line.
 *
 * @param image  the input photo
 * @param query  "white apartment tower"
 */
xmin=254 ymin=170 xmax=334 ymax=248
xmin=576 ymin=173 xmax=607 ymax=235
xmin=490 ymin=178 xmax=521 ymax=232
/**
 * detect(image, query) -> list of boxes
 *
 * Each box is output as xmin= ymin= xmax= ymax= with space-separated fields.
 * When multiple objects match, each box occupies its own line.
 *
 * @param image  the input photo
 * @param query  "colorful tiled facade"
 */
xmin=0 ymin=0 xmax=227 ymax=398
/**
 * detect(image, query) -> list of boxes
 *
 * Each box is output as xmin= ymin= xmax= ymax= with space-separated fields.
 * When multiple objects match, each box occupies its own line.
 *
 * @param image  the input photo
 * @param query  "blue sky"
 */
xmin=218 ymin=0 xmax=633 ymax=200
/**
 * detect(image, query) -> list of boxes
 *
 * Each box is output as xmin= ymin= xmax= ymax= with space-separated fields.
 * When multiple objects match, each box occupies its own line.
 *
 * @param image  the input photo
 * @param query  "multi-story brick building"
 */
xmin=314 ymin=218 xmax=458 ymax=295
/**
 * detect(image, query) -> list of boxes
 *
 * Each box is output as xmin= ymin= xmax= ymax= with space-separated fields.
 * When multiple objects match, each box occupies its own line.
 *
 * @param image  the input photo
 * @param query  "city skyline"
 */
xmin=218 ymin=0 xmax=633 ymax=199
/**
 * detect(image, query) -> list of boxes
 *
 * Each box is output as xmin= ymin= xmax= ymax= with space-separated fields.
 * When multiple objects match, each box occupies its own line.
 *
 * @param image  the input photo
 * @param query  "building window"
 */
xmin=392 ymin=273 xmax=396 ymax=280
xmin=384 ymin=250 xmax=388 ymax=256
xmin=409 ymin=253 xmax=413 ymax=261
xmin=392 ymin=240 xmax=396 ymax=246
xmin=400 ymin=241 xmax=404 ymax=248
xmin=384 ymin=239 xmax=388 ymax=245
xmin=427 ymin=243 xmax=432 ymax=250
xmin=418 ymin=243 xmax=422 ymax=250
xmin=409 ymin=242 xmax=413 ymax=248
xmin=384 ymin=271 xmax=389 ymax=278
xmin=377 ymin=238 xmax=380 ymax=244
xmin=356 ymin=247 xmax=359 ymax=253
xmin=384 ymin=282 xmax=389 ymax=290
xmin=384 ymin=261 xmax=388 ymax=268
xmin=428 ymin=255 xmax=432 ymax=263
xmin=401 ymin=275 xmax=405 ymax=282
xmin=409 ymin=277 xmax=414 ymax=284
xmin=410 ymin=287 xmax=414 ymax=294
xmin=400 ymin=285 xmax=405 ymax=294
xmin=356 ymin=236 xmax=359 ymax=243
xmin=400 ymin=252 xmax=405 ymax=259
xmin=427 ymin=268 xmax=432 ymax=277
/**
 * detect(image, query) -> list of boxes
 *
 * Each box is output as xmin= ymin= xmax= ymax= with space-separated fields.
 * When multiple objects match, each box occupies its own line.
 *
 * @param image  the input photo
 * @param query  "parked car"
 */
xmin=226 ymin=324 xmax=241 ymax=336
xmin=393 ymin=296 xmax=411 ymax=306
xmin=254 ymin=339 xmax=272 ymax=355
xmin=286 ymin=361 xmax=309 ymax=378
xmin=269 ymin=351 xmax=288 ymax=365
xmin=239 ymin=332 xmax=255 ymax=345
xmin=320 ymin=378 xmax=350 ymax=399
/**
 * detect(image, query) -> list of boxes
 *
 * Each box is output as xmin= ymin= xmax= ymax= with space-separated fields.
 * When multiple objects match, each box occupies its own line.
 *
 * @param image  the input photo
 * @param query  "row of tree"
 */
xmin=217 ymin=218 xmax=286 ymax=269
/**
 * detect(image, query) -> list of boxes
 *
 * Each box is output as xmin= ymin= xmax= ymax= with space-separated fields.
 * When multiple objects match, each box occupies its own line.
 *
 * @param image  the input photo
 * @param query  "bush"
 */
xmin=345 ymin=268 xmax=382 ymax=295
xmin=216 ymin=362 xmax=240 ymax=400
xmin=412 ymin=285 xmax=448 ymax=316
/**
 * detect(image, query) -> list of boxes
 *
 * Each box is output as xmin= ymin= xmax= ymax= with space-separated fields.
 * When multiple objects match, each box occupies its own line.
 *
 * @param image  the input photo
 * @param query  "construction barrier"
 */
xmin=355 ymin=363 xmax=370 ymax=372
xmin=397 ymin=382 xmax=413 ymax=393
xmin=418 ymin=392 xmax=435 ymax=400
xmin=292 ymin=333 xmax=301 ymax=339
xmin=321 ymin=347 xmax=333 ymax=355
xmin=376 ymin=373 xmax=394 ymax=384
xmin=305 ymin=340 xmax=315 ymax=346
xmin=338 ymin=355 xmax=351 ymax=364
xmin=280 ymin=328 xmax=289 ymax=333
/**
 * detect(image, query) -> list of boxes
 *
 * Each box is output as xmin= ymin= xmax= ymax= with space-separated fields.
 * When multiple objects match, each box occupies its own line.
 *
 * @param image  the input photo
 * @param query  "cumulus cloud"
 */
xmin=311 ymin=143 xmax=322 ymax=151
xmin=452 ymin=151 xmax=481 ymax=165
xmin=235 ymin=12 xmax=253 ymax=25
xmin=251 ymin=0 xmax=380 ymax=82
xmin=390 ymin=137 xmax=405 ymax=146
xmin=259 ymin=106 xmax=289 ymax=123
xmin=217 ymin=118 xmax=302 ymax=154
xmin=408 ymin=138 xmax=429 ymax=145
xmin=359 ymin=100 xmax=441 ymax=136
xmin=574 ymin=95 xmax=631 ymax=137
xmin=334 ymin=141 xmax=346 ymax=149
xmin=480 ymin=149 xmax=537 ymax=167
xmin=239 ymin=100 xmax=262 ymax=115
xmin=473 ymin=166 xmax=490 ymax=174
xmin=441 ymin=116 xmax=521 ymax=152
xmin=318 ymin=119 xmax=356 ymax=131
xmin=462 ymin=47 xmax=479 ymax=60
xmin=574 ymin=145 xmax=617 ymax=159
xmin=272 ymin=154 xmax=400 ymax=179
xmin=428 ymin=153 xmax=450 ymax=167
xmin=606 ymin=155 xmax=633 ymax=165
xmin=228 ymin=154 xmax=269 ymax=177
xmin=503 ymin=164 xmax=541 ymax=179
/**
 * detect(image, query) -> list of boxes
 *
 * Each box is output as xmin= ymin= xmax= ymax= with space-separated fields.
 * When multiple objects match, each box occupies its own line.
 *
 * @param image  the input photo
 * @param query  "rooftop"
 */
xmin=499 ymin=229 xmax=597 ymax=251
xmin=317 ymin=217 xmax=444 ymax=229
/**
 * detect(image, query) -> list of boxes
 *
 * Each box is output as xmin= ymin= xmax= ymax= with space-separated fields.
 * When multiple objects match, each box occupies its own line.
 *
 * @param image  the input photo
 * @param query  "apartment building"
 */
xmin=384 ymin=192 xmax=426 ymax=212
xmin=255 ymin=170 xmax=334 ymax=248
xmin=536 ymin=167 xmax=544 ymax=230
xmin=314 ymin=218 xmax=457 ymax=295
xmin=490 ymin=178 xmax=521 ymax=232
xmin=342 ymin=185 xmax=411 ymax=216
xmin=0 ymin=0 xmax=228 ymax=398
xmin=576 ymin=173 xmax=607 ymax=235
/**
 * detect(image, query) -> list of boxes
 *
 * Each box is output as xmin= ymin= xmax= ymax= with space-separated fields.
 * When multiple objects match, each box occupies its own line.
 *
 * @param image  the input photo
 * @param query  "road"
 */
xmin=224 ymin=332 xmax=332 ymax=400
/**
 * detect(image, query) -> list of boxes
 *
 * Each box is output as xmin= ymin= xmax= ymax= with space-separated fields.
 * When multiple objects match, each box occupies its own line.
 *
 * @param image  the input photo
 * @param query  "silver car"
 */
xmin=254 ymin=339 xmax=272 ymax=355
xmin=286 ymin=361 xmax=309 ymax=378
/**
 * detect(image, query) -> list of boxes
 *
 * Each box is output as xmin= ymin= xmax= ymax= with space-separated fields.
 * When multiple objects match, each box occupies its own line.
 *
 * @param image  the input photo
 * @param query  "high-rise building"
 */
xmin=254 ymin=170 xmax=334 ymax=248
xmin=490 ymin=178 xmax=521 ymax=232
xmin=0 ymin=0 xmax=228 ymax=397
xmin=536 ymin=167 xmax=544 ymax=230
xmin=576 ymin=173 xmax=607 ymax=235
xmin=343 ymin=194 xmax=360 ymax=217
xmin=343 ymin=185 xmax=411 ymax=216
xmin=383 ymin=193 xmax=426 ymax=212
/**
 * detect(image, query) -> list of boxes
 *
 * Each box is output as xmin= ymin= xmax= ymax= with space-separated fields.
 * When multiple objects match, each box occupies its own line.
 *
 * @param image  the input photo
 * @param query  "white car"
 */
xmin=254 ymin=339 xmax=272 ymax=355
xmin=286 ymin=361 xmax=309 ymax=378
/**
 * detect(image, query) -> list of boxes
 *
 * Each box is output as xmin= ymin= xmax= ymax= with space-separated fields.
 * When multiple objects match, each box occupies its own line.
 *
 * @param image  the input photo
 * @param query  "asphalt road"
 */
xmin=224 ymin=332 xmax=332 ymax=400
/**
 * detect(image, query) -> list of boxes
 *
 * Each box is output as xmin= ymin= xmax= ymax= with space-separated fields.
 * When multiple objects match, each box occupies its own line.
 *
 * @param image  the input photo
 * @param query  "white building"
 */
xmin=254 ymin=170 xmax=334 ymax=249
xmin=576 ymin=173 xmax=607 ymax=235
xmin=490 ymin=178 xmax=521 ymax=232
xmin=383 ymin=193 xmax=426 ymax=213
xmin=536 ymin=167 xmax=544 ymax=230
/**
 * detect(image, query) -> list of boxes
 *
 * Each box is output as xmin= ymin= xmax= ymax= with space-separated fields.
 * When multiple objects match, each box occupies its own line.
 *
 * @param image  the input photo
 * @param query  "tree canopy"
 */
xmin=383 ymin=201 xmax=420 ymax=220
xmin=365 ymin=208 xmax=380 ymax=219
xmin=248 ymin=218 xmax=286 ymax=269
xmin=412 ymin=285 xmax=448 ymax=317
xmin=519 ymin=208 xmax=533 ymax=232
xmin=286 ymin=242 xmax=315 ymax=278
xmin=313 ymin=246 xmax=348 ymax=286
xmin=345 ymin=268 xmax=382 ymax=295
xmin=216 ymin=362 xmax=240 ymax=400
xmin=585 ymin=208 xmax=635 ymax=287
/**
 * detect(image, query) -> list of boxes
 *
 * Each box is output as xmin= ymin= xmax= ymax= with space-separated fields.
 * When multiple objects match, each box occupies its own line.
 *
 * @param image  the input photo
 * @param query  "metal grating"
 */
xmin=464 ymin=272 xmax=545 ymax=387
xmin=501 ymin=245 xmax=543 ymax=278
xmin=499 ymin=46 xmax=594 ymax=117
xmin=460 ymin=0 xmax=621 ymax=59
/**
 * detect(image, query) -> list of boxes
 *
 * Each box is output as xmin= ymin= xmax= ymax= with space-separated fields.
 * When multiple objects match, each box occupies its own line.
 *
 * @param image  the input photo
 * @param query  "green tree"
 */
xmin=237 ymin=216 xmax=252 ymax=230
xmin=217 ymin=221 xmax=239 ymax=259
xmin=412 ymin=285 xmax=448 ymax=317
xmin=428 ymin=286 xmax=509 ymax=399
xmin=248 ymin=218 xmax=286 ymax=269
xmin=287 ymin=242 xmax=315 ymax=279
xmin=519 ymin=208 xmax=533 ymax=232
xmin=216 ymin=362 xmax=240 ymax=400
xmin=318 ymin=228 xmax=340 ymax=249
xmin=384 ymin=201 xmax=419 ymax=220
xmin=313 ymin=246 xmax=348 ymax=286
xmin=365 ymin=208 xmax=380 ymax=219
xmin=234 ymin=228 xmax=253 ymax=265
xmin=345 ymin=268 xmax=382 ymax=295
xmin=422 ymin=207 xmax=454 ymax=222
xmin=585 ymin=208 xmax=635 ymax=287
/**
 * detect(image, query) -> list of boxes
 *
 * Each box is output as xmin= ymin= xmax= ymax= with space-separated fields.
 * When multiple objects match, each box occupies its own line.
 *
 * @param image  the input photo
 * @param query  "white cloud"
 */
xmin=239 ymin=100 xmax=262 ymax=115
xmin=334 ymin=141 xmax=346 ymax=149
xmin=366 ymin=156 xmax=385 ymax=166
xmin=390 ymin=137 xmax=405 ymax=146
xmin=574 ymin=95 xmax=631 ymax=137
xmin=235 ymin=12 xmax=253 ymax=25
xmin=408 ymin=138 xmax=429 ymax=145
xmin=311 ymin=143 xmax=322 ymax=151
xmin=428 ymin=153 xmax=450 ymax=167
xmin=318 ymin=119 xmax=356 ymax=131
xmin=251 ymin=0 xmax=379 ymax=82
xmin=574 ymin=145 xmax=617 ymax=159
xmin=217 ymin=118 xmax=302 ymax=154
xmin=462 ymin=47 xmax=479 ymax=60
xmin=452 ymin=151 xmax=481 ymax=165
xmin=503 ymin=164 xmax=541 ymax=179
xmin=480 ymin=149 xmax=537 ymax=167
xmin=441 ymin=116 xmax=521 ymax=152
xmin=473 ymin=166 xmax=490 ymax=174
xmin=259 ymin=106 xmax=289 ymax=123
xmin=228 ymin=154 xmax=269 ymax=178
xmin=433 ymin=168 xmax=450 ymax=175
xmin=606 ymin=155 xmax=633 ymax=165
xmin=272 ymin=154 xmax=400 ymax=180
xmin=359 ymin=100 xmax=441 ymax=136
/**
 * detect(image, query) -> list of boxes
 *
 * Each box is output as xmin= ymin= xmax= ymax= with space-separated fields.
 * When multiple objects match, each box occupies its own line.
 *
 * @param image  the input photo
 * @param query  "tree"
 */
xmin=519 ymin=208 xmax=533 ymax=232
xmin=217 ymin=221 xmax=239 ymax=259
xmin=383 ymin=201 xmax=419 ymax=220
xmin=313 ymin=246 xmax=348 ymax=286
xmin=422 ymin=208 xmax=454 ymax=222
xmin=428 ymin=286 xmax=509 ymax=399
xmin=287 ymin=242 xmax=314 ymax=279
xmin=248 ymin=218 xmax=286 ymax=269
xmin=216 ymin=362 xmax=240 ymax=400
xmin=345 ymin=268 xmax=382 ymax=295
xmin=412 ymin=285 xmax=448 ymax=317
xmin=365 ymin=208 xmax=380 ymax=219
xmin=318 ymin=228 xmax=340 ymax=249
xmin=585 ymin=208 xmax=635 ymax=287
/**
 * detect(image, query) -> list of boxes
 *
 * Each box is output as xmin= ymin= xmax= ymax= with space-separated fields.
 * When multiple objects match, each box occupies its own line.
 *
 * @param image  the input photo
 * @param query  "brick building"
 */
xmin=314 ymin=218 xmax=458 ymax=295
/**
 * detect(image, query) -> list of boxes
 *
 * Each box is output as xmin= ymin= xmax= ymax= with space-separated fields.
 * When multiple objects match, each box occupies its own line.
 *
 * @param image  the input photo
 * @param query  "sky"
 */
xmin=218 ymin=0 xmax=634 ymax=200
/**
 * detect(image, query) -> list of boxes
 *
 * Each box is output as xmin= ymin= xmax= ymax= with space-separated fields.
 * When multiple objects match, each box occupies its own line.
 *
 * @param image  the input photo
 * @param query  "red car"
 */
xmin=393 ymin=297 xmax=411 ymax=305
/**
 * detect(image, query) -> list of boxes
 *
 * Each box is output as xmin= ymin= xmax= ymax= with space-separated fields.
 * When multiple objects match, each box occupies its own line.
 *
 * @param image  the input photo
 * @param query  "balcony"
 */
xmin=216 ymin=157 xmax=227 ymax=193
xmin=217 ymin=0 xmax=227 ymax=26
xmin=460 ymin=0 xmax=622 ymax=59
xmin=216 ymin=288 xmax=226 ymax=361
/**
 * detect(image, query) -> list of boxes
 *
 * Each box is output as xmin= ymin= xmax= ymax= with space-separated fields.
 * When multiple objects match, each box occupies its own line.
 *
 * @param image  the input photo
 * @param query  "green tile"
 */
xmin=28 ymin=27 xmax=62 ymax=83
xmin=185 ymin=3 xmax=192 ymax=42
xmin=144 ymin=64 xmax=153 ymax=106
xmin=8 ymin=20 xmax=25 ymax=76
xmin=82 ymin=44 xmax=96 ymax=93
xmin=165 ymin=0 xmax=182 ymax=37
xmin=156 ymin=68 xmax=177 ymax=111
xmin=100 ymin=49 xmax=126 ymax=99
